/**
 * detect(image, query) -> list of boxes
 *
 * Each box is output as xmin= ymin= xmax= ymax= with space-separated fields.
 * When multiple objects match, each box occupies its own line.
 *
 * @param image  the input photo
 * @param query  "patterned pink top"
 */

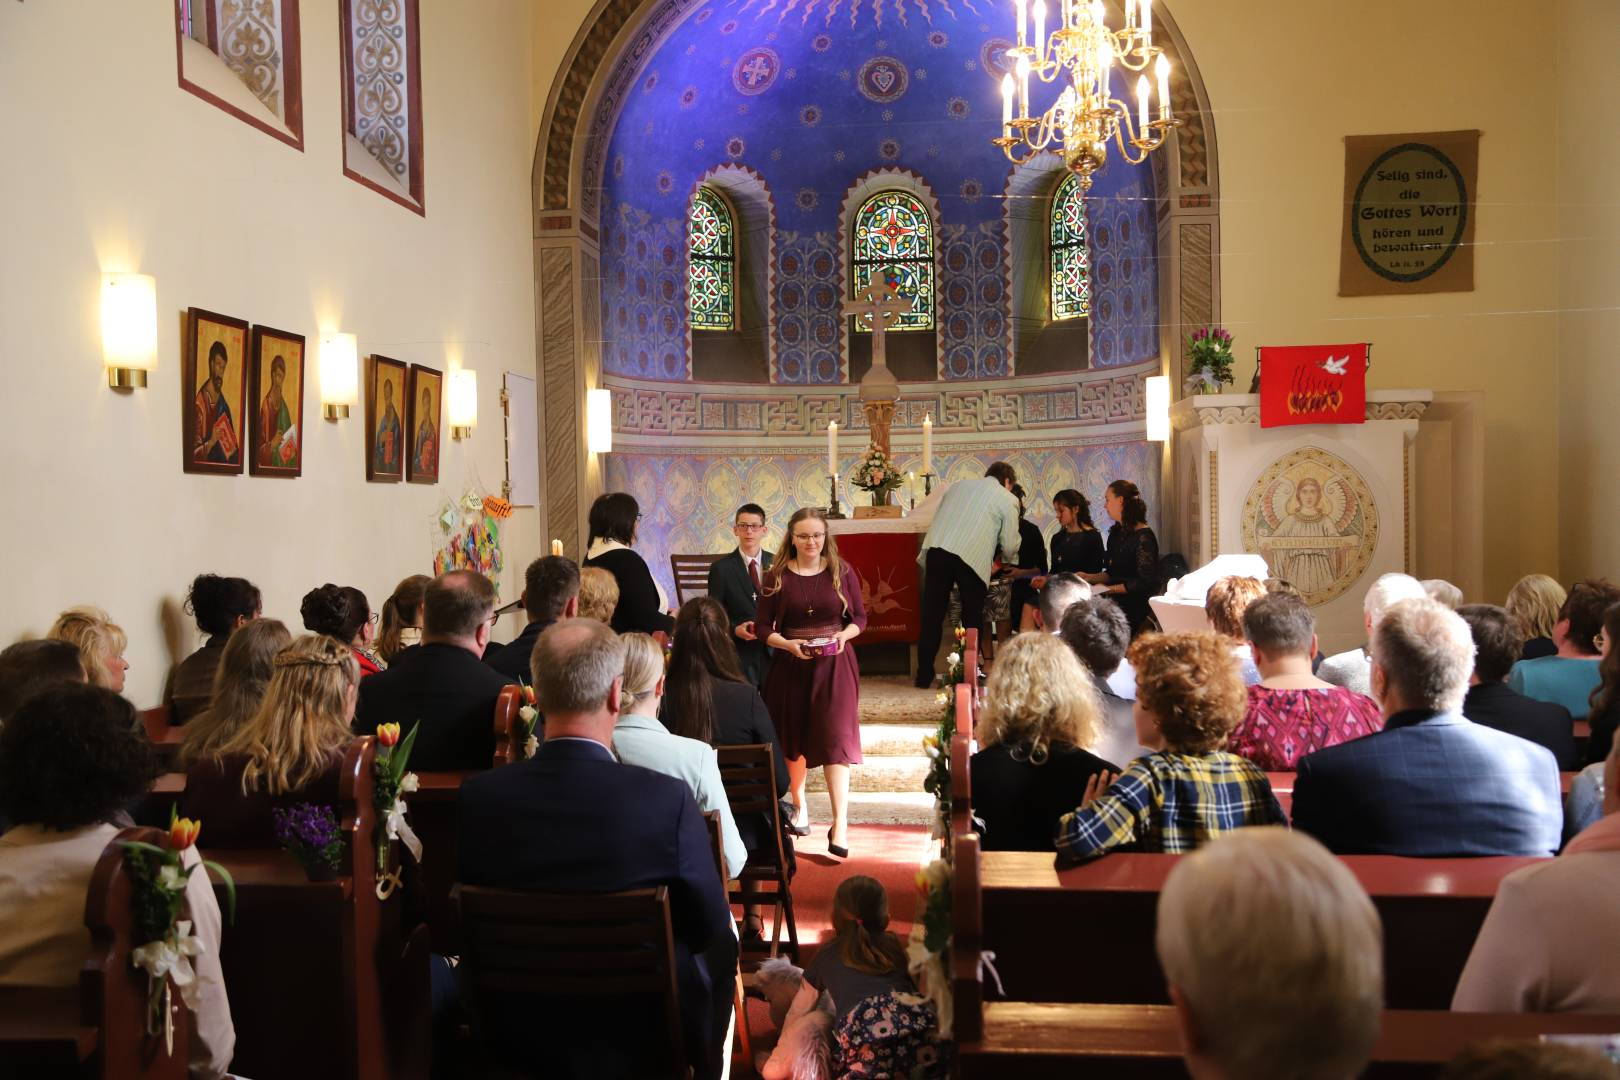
xmin=1228 ymin=685 xmax=1384 ymax=771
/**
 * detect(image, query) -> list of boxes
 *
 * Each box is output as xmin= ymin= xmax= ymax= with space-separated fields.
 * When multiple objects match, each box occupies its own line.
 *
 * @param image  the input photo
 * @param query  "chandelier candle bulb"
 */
xmin=1156 ymin=53 xmax=1170 ymax=119
xmin=1033 ymin=0 xmax=1046 ymax=61
xmin=1125 ymin=0 xmax=1136 ymax=30
xmin=1097 ymin=41 xmax=1111 ymax=103
xmin=1016 ymin=0 xmax=1026 ymax=45
xmin=827 ymin=419 xmax=838 ymax=475
xmin=1141 ymin=0 xmax=1152 ymax=39
xmin=1016 ymin=52 xmax=1031 ymax=115
xmin=1137 ymin=75 xmax=1149 ymax=134
xmin=922 ymin=414 xmax=933 ymax=472
xmin=1002 ymin=74 xmax=1014 ymax=130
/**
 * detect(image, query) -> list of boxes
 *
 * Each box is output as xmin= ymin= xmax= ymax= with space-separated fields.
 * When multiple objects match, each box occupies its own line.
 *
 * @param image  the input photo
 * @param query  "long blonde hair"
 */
xmin=831 ymin=875 xmax=910 ymax=977
xmin=976 ymin=631 xmax=1100 ymax=760
xmin=761 ymin=507 xmax=851 ymax=616
xmin=47 ymin=605 xmax=127 ymax=689
xmin=1506 ymin=574 xmax=1566 ymax=641
xmin=212 ymin=634 xmax=357 ymax=796
xmin=620 ymin=633 xmax=664 ymax=712
xmin=180 ymin=618 xmax=292 ymax=768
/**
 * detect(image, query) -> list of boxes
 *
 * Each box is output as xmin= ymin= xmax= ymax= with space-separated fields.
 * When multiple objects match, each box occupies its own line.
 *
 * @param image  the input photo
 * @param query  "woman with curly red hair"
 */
xmin=1054 ymin=631 xmax=1286 ymax=862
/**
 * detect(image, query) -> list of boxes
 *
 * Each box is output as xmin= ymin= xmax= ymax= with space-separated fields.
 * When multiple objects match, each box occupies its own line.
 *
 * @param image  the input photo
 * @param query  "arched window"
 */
xmin=1049 ymin=172 xmax=1090 ymax=321
xmin=688 ymin=186 xmax=736 ymax=331
xmin=851 ymin=190 xmax=935 ymax=332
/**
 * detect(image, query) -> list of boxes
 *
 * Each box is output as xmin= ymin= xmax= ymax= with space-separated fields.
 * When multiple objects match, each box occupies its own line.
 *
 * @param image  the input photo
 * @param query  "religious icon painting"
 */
xmin=406 ymin=363 xmax=442 ymax=485
xmin=365 ymin=355 xmax=408 ymax=483
xmin=182 ymin=308 xmax=249 ymax=476
xmin=247 ymin=325 xmax=305 ymax=478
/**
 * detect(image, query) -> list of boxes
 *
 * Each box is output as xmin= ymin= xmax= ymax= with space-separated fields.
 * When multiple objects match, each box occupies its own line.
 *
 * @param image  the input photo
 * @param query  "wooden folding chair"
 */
xmin=670 ymin=554 xmax=724 ymax=608
xmin=703 ymin=812 xmax=752 ymax=1070
xmin=714 ymin=744 xmax=800 ymax=964
xmin=453 ymin=884 xmax=689 ymax=1079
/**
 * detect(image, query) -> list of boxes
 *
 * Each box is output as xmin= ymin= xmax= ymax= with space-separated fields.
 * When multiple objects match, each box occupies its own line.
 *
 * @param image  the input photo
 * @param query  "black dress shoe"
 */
xmin=826 ymin=829 xmax=849 ymax=859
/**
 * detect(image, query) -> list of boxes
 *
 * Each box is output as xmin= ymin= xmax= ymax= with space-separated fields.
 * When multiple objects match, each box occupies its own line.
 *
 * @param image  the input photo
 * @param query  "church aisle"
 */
xmin=802 ymin=675 xmax=940 ymax=825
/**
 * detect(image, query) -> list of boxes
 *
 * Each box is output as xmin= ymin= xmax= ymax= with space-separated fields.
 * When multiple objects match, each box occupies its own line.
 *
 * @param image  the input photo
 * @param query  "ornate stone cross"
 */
xmin=842 ymin=279 xmax=913 ymax=458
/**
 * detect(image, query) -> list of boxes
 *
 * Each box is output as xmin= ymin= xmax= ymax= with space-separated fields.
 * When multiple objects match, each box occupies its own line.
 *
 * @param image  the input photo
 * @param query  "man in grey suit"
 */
xmin=706 ymin=503 xmax=773 ymax=686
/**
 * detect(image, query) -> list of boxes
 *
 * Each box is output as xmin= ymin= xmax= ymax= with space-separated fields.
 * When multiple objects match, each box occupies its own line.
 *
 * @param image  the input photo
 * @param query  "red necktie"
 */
xmin=748 ymin=558 xmax=762 ymax=594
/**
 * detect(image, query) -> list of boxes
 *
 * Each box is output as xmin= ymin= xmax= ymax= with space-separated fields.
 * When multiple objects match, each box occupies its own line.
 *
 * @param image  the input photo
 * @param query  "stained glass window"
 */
xmin=851 ymin=190 xmax=935 ymax=332
xmin=688 ymin=187 xmax=736 ymax=331
xmin=1050 ymin=172 xmax=1091 ymax=321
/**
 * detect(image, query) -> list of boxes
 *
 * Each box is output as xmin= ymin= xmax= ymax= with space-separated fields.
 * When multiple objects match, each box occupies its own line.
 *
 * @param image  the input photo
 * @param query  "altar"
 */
xmin=828 ymin=490 xmax=941 ymax=647
xmin=1163 ymin=389 xmax=1480 ymax=655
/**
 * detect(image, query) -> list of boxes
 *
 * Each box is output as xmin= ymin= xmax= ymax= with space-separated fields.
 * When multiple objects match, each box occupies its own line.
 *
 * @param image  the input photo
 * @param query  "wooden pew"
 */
xmin=0 ymin=827 xmax=191 ymax=1078
xmin=490 ymin=684 xmax=524 ymax=766
xmin=136 ymin=706 xmax=185 ymax=770
xmin=1263 ymin=771 xmax=1580 ymax=823
xmin=969 ymin=846 xmax=1545 ymax=1011
xmin=202 ymin=738 xmax=431 ymax=1080
xmin=410 ymin=769 xmax=479 ymax=953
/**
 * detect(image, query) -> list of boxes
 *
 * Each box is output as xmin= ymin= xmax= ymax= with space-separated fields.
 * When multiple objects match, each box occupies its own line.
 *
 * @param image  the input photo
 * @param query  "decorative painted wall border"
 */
xmin=1171 ymin=398 xmax=1432 ymax=429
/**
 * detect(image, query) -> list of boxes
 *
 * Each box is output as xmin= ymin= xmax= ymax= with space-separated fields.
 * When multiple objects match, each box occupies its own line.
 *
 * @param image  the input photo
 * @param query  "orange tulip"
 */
xmin=169 ymin=816 xmax=202 ymax=851
xmin=521 ymin=685 xmax=537 ymax=706
xmin=376 ymin=722 xmax=401 ymax=747
xmin=953 ymin=626 xmax=967 ymax=644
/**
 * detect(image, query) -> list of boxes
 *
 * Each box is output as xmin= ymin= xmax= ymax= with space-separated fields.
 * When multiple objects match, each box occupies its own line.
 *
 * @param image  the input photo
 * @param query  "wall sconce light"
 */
xmin=319 ymin=332 xmax=359 ymax=420
xmin=586 ymin=387 xmax=613 ymax=454
xmin=101 ymin=273 xmax=157 ymax=388
xmin=448 ymin=368 xmax=478 ymax=440
xmin=1145 ymin=375 xmax=1170 ymax=442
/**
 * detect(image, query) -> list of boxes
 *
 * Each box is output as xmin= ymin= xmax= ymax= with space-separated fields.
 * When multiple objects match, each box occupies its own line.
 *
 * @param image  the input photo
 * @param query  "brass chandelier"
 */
xmin=993 ymin=0 xmax=1181 ymax=192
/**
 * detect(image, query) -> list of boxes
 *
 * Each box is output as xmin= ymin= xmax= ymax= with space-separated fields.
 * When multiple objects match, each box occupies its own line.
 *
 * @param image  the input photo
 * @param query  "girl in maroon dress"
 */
xmin=756 ymin=507 xmax=867 ymax=858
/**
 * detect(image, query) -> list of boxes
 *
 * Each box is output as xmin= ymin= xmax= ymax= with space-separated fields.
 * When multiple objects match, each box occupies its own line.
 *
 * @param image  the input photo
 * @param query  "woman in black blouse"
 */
xmin=1083 ymin=480 xmax=1161 ymax=635
xmin=582 ymin=492 xmax=674 ymax=634
xmin=1017 ymin=488 xmax=1106 ymax=631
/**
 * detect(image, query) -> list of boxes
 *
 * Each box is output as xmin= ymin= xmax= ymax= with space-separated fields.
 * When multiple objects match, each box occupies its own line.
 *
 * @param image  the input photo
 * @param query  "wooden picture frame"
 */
xmin=247 ymin=325 xmax=306 ymax=478
xmin=182 ymin=308 xmax=250 ymax=476
xmin=365 ymin=355 xmax=408 ymax=482
xmin=406 ymin=363 xmax=442 ymax=484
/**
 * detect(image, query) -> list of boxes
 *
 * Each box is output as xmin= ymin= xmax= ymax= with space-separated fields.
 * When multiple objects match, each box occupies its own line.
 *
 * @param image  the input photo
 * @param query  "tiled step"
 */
xmin=804 ymin=754 xmax=930 ymax=793
xmin=802 ymin=791 xmax=938 ymax=828
xmin=858 ymin=722 xmax=940 ymax=758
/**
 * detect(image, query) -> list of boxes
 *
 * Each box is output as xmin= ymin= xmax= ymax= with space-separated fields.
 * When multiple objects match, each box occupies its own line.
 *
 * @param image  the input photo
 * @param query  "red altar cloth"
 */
xmin=834 ymin=529 xmax=922 ymax=644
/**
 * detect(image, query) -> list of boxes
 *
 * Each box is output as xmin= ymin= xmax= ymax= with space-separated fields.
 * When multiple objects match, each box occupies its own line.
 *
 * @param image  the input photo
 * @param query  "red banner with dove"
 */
xmin=1258 ymin=344 xmax=1369 ymax=428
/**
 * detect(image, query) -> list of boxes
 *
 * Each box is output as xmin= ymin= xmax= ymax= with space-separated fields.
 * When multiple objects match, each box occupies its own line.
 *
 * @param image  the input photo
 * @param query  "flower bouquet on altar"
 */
xmin=121 ymin=810 xmax=235 ymax=1046
xmin=1185 ymin=325 xmax=1236 ymax=393
xmin=372 ymin=722 xmax=423 ymax=899
xmin=851 ymin=447 xmax=906 ymax=517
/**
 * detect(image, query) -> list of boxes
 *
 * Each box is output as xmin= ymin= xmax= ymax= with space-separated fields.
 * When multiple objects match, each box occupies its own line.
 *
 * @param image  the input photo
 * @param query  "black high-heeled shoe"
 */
xmin=826 ymin=829 xmax=849 ymax=859
xmin=786 ymin=806 xmax=811 ymax=837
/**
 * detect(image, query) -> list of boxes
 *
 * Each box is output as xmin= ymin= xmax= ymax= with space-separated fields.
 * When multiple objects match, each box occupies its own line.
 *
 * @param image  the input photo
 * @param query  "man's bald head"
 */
xmin=531 ymin=619 xmax=625 ymax=741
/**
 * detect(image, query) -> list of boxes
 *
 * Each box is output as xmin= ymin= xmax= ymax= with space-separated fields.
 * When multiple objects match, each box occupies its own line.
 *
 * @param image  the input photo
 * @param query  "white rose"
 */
xmin=400 ymin=772 xmax=420 ymax=794
xmin=947 ymin=651 xmax=961 ymax=666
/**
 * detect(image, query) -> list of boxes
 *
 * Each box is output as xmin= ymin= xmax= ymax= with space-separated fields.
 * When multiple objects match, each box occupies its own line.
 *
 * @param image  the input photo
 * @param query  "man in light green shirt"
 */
xmin=914 ymin=462 xmax=1022 ymax=687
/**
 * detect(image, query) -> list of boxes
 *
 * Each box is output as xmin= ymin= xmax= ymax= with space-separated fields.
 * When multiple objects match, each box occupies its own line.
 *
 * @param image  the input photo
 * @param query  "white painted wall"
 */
xmin=0 ymin=0 xmax=540 ymax=706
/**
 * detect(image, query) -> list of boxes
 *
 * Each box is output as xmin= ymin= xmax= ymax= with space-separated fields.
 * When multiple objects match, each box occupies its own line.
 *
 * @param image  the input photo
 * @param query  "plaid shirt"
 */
xmin=1054 ymin=751 xmax=1287 ymax=861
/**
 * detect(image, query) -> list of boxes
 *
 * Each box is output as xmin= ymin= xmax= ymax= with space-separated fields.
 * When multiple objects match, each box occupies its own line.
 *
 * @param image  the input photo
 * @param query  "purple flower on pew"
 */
xmin=273 ymin=803 xmax=346 ymax=877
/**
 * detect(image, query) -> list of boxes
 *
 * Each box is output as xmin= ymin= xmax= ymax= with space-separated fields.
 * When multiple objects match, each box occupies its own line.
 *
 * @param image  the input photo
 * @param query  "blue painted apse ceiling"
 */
xmin=598 ymin=0 xmax=1160 ymax=383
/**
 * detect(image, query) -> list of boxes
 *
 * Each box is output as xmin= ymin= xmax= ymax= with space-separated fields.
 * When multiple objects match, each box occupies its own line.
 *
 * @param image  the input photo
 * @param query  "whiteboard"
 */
xmin=503 ymin=372 xmax=540 ymax=507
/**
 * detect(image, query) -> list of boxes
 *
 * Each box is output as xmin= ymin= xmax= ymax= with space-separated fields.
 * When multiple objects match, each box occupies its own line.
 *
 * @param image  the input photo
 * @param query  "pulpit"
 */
xmin=1165 ymin=390 xmax=1443 ymax=654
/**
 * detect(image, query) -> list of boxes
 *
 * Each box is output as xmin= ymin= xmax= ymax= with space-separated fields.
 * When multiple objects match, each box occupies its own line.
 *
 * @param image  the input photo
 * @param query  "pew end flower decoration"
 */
xmin=373 ymin=722 xmax=423 ymax=898
xmin=121 ymin=809 xmax=235 ymax=1043
xmin=921 ymin=628 xmax=966 ymax=844
xmin=907 ymin=858 xmax=955 ymax=1037
xmin=517 ymin=683 xmax=540 ymax=760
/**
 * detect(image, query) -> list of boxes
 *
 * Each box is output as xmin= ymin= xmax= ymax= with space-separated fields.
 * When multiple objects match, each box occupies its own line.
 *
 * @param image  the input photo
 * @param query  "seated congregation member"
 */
xmin=1031 ymin=571 xmax=1090 ymax=633
xmin=1507 ymin=572 xmax=1567 ymax=662
xmin=1059 ymin=598 xmax=1152 ymax=767
xmin=576 ymin=566 xmax=620 ymax=624
xmin=356 ymin=570 xmax=515 ymax=770
xmin=0 ymin=686 xmax=235 ymax=1079
xmin=971 ymin=632 xmax=1116 ymax=852
xmin=1227 ymin=593 xmax=1382 ymax=771
xmin=1292 ymin=598 xmax=1563 ymax=857
xmin=47 ymin=605 xmax=130 ymax=693
xmin=804 ymin=875 xmax=915 ymax=1020
xmin=1080 ymin=479 xmax=1161 ymax=636
xmin=1443 ymin=1042 xmax=1620 ymax=1080
xmin=0 ymin=639 xmax=84 ymax=721
xmin=1581 ymin=601 xmax=1620 ymax=767
xmin=1054 ymin=632 xmax=1286 ymax=862
xmin=1317 ymin=572 xmax=1428 ymax=695
xmin=583 ymin=491 xmax=674 ymax=634
xmin=1424 ymin=577 xmax=1465 ymax=609
xmin=376 ymin=573 xmax=431 ymax=666
xmin=457 ymin=620 xmax=737 ymax=1080
xmin=1204 ymin=575 xmax=1265 ymax=686
xmin=663 ymin=598 xmax=790 ymax=847
xmin=301 ymin=582 xmax=383 ymax=675
xmin=707 ymin=502 xmax=773 ymax=686
xmin=1046 ymin=488 xmax=1106 ymax=578
xmin=181 ymin=634 xmax=353 ymax=848
xmin=1508 ymin=578 xmax=1620 ymax=719
xmin=1452 ymin=741 xmax=1620 ymax=1014
xmin=1458 ymin=604 xmax=1578 ymax=769
xmin=166 ymin=572 xmax=261 ymax=723
xmin=484 ymin=554 xmax=579 ymax=681
xmin=613 ymin=632 xmax=747 ymax=878
xmin=1155 ymin=828 xmax=1382 ymax=1080
xmin=177 ymin=618 xmax=292 ymax=769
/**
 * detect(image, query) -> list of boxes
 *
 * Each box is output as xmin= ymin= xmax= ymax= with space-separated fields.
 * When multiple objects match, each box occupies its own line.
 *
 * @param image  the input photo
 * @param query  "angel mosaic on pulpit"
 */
xmin=1243 ymin=448 xmax=1380 ymax=607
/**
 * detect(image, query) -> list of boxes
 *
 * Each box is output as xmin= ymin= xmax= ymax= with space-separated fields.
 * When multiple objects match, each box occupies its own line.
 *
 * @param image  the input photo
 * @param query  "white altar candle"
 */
xmin=922 ymin=414 xmax=933 ymax=473
xmin=827 ymin=420 xmax=838 ymax=475
xmin=550 ymin=538 xmax=563 ymax=557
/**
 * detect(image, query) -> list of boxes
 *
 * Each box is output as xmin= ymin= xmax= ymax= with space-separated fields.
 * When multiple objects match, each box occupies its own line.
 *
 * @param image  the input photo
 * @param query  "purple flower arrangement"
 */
xmin=1186 ymin=325 xmax=1236 ymax=391
xmin=273 ymin=802 xmax=345 ymax=876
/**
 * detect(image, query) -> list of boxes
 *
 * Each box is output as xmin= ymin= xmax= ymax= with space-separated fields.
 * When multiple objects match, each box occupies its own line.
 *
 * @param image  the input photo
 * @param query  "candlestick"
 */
xmin=550 ymin=538 xmax=563 ymax=557
xmin=827 ymin=419 xmax=838 ymax=475
xmin=826 ymin=473 xmax=846 ymax=519
xmin=921 ymin=472 xmax=936 ymax=497
xmin=921 ymin=414 xmax=933 ymax=473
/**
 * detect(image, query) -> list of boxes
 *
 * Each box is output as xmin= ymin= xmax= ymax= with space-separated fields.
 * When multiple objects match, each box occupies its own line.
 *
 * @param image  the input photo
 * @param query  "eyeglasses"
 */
xmin=734 ymin=522 xmax=767 ymax=531
xmin=792 ymin=533 xmax=826 ymax=543
xmin=368 ymin=612 xmax=380 ymax=625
